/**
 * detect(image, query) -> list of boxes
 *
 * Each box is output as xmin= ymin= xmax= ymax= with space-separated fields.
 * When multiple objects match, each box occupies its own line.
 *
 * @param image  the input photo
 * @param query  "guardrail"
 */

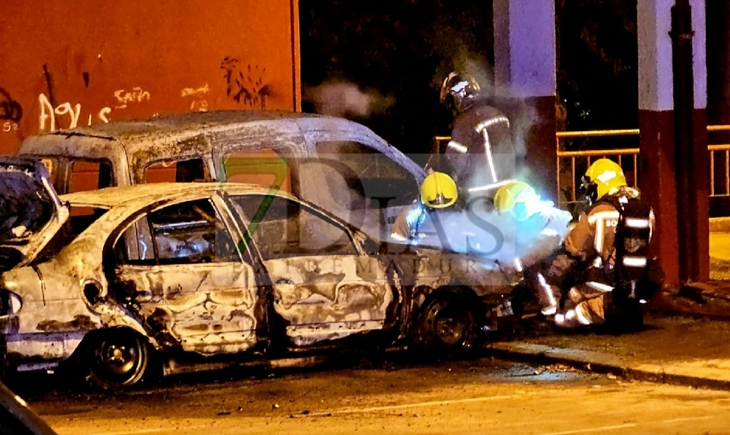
xmin=433 ymin=125 xmax=730 ymax=207
xmin=556 ymin=125 xmax=730 ymax=206
xmin=555 ymin=129 xmax=640 ymax=206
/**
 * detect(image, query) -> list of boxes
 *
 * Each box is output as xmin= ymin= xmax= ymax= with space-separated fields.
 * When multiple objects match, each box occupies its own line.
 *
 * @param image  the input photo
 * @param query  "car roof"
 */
xmin=60 ymin=182 xmax=297 ymax=208
xmin=19 ymin=110 xmax=369 ymax=158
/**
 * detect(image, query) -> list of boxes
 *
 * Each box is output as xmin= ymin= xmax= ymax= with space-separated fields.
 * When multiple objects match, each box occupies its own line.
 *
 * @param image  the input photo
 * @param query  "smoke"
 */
xmin=437 ymin=52 xmax=555 ymax=199
xmin=305 ymin=81 xmax=395 ymax=118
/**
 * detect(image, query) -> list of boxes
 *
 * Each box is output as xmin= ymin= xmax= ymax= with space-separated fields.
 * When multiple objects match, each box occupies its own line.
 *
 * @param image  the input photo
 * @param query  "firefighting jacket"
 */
xmin=563 ymin=187 xmax=642 ymax=266
xmin=390 ymin=201 xmax=428 ymax=241
xmin=445 ymin=100 xmax=513 ymax=186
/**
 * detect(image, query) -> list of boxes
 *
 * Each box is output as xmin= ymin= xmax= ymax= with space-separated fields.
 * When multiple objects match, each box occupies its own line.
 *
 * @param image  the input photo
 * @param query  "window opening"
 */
xmin=144 ymin=158 xmax=210 ymax=183
xmin=314 ymin=141 xmax=419 ymax=209
xmin=231 ymin=194 xmax=356 ymax=260
xmin=223 ymin=149 xmax=292 ymax=193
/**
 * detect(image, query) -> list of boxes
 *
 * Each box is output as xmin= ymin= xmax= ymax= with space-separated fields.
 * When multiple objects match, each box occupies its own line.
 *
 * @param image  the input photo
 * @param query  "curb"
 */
xmin=486 ymin=342 xmax=730 ymax=391
xmin=647 ymin=288 xmax=730 ymax=321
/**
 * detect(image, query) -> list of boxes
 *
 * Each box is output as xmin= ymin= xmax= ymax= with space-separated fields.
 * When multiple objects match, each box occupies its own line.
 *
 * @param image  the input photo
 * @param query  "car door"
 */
xmin=111 ymin=195 xmax=260 ymax=355
xmin=225 ymin=192 xmax=396 ymax=347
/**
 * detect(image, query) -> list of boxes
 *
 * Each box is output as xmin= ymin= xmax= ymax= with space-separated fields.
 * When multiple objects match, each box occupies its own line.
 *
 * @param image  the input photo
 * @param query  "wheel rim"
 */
xmin=100 ymin=340 xmax=140 ymax=376
xmin=424 ymin=299 xmax=472 ymax=349
xmin=91 ymin=333 xmax=148 ymax=387
xmin=435 ymin=315 xmax=464 ymax=346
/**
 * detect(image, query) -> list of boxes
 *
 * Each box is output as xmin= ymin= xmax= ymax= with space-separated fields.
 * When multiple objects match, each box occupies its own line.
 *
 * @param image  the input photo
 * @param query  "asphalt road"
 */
xmin=18 ymin=356 xmax=730 ymax=435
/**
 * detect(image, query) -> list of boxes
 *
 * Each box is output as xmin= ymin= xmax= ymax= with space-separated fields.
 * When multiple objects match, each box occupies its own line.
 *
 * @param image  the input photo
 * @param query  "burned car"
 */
xmin=17 ymin=110 xmax=425 ymax=241
xmin=0 ymin=158 xmax=512 ymax=389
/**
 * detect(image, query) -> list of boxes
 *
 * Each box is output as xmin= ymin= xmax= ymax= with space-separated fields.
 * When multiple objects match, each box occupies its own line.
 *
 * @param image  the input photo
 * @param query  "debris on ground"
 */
xmin=543 ymin=364 xmax=578 ymax=373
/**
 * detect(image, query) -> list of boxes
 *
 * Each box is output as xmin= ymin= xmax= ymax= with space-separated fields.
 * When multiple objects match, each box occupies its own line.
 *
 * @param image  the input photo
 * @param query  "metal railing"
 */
xmin=433 ymin=125 xmax=730 ymax=207
xmin=556 ymin=129 xmax=640 ymax=206
xmin=708 ymin=124 xmax=730 ymax=196
xmin=556 ymin=125 xmax=730 ymax=206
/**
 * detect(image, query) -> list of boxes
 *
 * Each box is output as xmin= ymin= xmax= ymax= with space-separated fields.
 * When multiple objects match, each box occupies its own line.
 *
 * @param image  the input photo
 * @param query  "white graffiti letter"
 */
xmin=38 ymin=93 xmax=55 ymax=132
xmin=181 ymin=83 xmax=210 ymax=97
xmin=98 ymin=107 xmax=111 ymax=123
xmin=132 ymin=87 xmax=151 ymax=102
xmin=55 ymin=103 xmax=81 ymax=129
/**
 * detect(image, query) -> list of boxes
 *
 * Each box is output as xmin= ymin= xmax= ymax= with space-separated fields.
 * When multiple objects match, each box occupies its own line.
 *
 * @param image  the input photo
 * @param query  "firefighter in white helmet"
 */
xmin=439 ymin=72 xmax=515 ymax=192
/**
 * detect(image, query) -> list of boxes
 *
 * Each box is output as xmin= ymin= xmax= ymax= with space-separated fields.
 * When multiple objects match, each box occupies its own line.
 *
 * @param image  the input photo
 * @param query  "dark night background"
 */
xmin=299 ymin=0 xmax=730 ymax=157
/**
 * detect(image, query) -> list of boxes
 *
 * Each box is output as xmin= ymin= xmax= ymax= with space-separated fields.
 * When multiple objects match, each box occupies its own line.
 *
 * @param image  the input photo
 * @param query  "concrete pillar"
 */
xmin=638 ymin=0 xmax=708 ymax=286
xmin=493 ymin=0 xmax=557 ymax=201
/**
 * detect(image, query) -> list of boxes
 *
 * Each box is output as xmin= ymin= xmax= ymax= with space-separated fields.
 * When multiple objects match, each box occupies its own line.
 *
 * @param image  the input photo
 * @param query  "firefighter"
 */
xmin=390 ymin=171 xmax=459 ymax=243
xmin=493 ymin=180 xmax=573 ymax=315
xmin=543 ymin=158 xmax=661 ymax=328
xmin=439 ymin=72 xmax=515 ymax=192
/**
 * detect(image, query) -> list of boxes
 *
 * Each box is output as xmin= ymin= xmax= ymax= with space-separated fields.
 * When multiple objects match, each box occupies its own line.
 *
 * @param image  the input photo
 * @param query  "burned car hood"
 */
xmin=378 ymin=241 xmax=513 ymax=288
xmin=0 ymin=158 xmax=69 ymax=272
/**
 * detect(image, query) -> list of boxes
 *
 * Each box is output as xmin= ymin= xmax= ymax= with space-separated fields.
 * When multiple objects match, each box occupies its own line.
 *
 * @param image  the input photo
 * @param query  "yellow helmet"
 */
xmin=420 ymin=172 xmax=458 ymax=208
xmin=494 ymin=181 xmax=537 ymax=221
xmin=582 ymin=158 xmax=627 ymax=204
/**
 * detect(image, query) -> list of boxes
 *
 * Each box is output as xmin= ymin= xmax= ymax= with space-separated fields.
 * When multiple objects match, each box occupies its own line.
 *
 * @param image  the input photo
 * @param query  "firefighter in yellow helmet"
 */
xmin=494 ymin=180 xmax=572 ymax=315
xmin=541 ymin=158 xmax=661 ymax=328
xmin=390 ymin=172 xmax=458 ymax=242
xmin=581 ymin=157 xmax=630 ymax=206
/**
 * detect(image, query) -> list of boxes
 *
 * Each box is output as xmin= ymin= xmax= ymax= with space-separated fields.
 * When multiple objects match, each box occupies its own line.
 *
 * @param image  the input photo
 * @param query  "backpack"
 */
xmin=600 ymin=193 xmax=654 ymax=288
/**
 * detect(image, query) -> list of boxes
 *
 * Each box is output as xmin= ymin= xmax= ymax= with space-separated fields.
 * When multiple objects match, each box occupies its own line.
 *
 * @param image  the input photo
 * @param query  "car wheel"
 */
xmin=85 ymin=329 xmax=150 ymax=390
xmin=413 ymin=295 xmax=476 ymax=356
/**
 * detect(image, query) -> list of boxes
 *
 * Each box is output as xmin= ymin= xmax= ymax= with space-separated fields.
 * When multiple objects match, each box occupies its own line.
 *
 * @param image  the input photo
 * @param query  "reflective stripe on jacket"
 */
xmin=564 ymin=203 xmax=620 ymax=263
xmin=564 ymin=187 xmax=642 ymax=264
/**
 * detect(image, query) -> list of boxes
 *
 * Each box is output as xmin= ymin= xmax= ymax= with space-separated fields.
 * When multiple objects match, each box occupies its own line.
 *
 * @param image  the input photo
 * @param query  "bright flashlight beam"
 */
xmin=468 ymin=179 xmax=515 ymax=193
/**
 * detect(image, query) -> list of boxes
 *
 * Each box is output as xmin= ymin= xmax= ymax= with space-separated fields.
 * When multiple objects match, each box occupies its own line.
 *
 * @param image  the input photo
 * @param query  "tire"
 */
xmin=413 ymin=294 xmax=477 ymax=356
xmin=85 ymin=329 xmax=150 ymax=390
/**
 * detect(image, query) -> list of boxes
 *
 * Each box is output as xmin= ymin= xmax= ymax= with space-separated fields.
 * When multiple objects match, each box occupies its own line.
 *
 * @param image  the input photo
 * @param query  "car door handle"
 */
xmin=275 ymin=278 xmax=294 ymax=285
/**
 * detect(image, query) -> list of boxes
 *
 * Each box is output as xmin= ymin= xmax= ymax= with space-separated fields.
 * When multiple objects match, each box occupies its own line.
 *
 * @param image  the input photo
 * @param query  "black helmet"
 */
xmin=439 ymin=72 xmax=482 ymax=113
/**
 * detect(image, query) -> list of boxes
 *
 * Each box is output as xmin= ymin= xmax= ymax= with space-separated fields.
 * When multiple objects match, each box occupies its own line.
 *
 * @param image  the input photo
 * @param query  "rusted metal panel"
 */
xmin=6 ymin=333 xmax=84 ymax=371
xmin=0 ymin=0 xmax=301 ymax=156
xmin=265 ymin=256 xmax=395 ymax=346
xmin=115 ymin=263 xmax=258 ymax=354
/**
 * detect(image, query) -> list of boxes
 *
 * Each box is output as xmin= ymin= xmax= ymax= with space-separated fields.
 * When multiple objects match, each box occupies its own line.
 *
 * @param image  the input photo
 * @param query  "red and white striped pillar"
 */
xmin=638 ymin=0 xmax=709 ymax=285
xmin=492 ymin=0 xmax=557 ymax=200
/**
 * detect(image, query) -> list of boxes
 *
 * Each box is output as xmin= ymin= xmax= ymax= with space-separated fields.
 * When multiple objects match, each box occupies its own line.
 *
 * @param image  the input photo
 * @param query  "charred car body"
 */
xmin=0 ymin=158 xmax=512 ymax=389
xmin=17 ymin=110 xmax=425 ymax=241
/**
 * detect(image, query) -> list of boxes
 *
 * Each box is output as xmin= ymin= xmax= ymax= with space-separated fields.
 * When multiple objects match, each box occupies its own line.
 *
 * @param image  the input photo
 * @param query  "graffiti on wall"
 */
xmin=220 ymin=57 xmax=271 ymax=109
xmin=181 ymin=83 xmax=209 ymax=112
xmin=114 ymin=87 xmax=151 ymax=109
xmin=38 ymin=93 xmax=112 ymax=132
xmin=0 ymin=88 xmax=23 ymax=122
xmin=1 ymin=88 xmax=22 ymax=133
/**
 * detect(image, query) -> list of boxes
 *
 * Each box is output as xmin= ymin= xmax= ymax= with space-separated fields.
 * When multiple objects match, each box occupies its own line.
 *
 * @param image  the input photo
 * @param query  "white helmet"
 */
xmin=439 ymin=72 xmax=482 ymax=112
